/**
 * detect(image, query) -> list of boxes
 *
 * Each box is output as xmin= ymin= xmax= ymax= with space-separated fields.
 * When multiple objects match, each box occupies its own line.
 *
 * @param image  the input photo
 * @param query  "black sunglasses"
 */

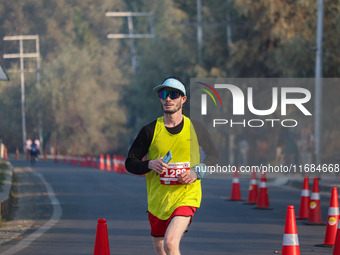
xmin=158 ymin=90 xmax=183 ymax=100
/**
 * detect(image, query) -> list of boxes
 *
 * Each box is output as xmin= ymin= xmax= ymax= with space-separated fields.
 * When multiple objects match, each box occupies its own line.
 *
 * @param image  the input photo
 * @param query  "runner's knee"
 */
xmin=164 ymin=236 xmax=179 ymax=253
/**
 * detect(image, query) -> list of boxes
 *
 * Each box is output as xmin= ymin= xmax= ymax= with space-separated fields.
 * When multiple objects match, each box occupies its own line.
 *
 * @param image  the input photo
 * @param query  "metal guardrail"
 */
xmin=0 ymin=161 xmax=14 ymax=221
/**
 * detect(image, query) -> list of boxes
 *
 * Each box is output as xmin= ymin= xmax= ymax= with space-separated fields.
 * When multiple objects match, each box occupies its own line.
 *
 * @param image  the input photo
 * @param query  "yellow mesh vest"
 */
xmin=146 ymin=115 xmax=201 ymax=220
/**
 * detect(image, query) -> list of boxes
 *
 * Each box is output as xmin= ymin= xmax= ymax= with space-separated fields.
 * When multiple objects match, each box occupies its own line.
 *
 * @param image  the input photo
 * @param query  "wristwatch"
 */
xmin=192 ymin=163 xmax=207 ymax=179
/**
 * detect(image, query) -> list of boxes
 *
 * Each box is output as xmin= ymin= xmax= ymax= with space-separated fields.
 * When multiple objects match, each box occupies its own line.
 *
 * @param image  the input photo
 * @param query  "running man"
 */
xmin=125 ymin=77 xmax=219 ymax=255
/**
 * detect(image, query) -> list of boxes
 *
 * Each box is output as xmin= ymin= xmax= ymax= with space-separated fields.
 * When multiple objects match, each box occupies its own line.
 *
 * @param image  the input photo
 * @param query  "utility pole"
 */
xmin=105 ymin=12 xmax=154 ymax=73
xmin=314 ymin=0 xmax=324 ymax=165
xmin=35 ymin=36 xmax=43 ymax=144
xmin=3 ymin=35 xmax=41 ymax=152
xmin=226 ymin=0 xmax=233 ymax=53
xmin=197 ymin=0 xmax=203 ymax=62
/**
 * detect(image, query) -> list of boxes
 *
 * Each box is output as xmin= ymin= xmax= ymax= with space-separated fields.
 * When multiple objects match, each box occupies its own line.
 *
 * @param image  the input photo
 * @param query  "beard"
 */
xmin=161 ymin=100 xmax=183 ymax=114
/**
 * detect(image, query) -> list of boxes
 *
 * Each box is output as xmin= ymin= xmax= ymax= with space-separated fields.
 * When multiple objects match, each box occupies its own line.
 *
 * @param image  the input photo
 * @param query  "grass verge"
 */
xmin=0 ymin=161 xmax=7 ymax=192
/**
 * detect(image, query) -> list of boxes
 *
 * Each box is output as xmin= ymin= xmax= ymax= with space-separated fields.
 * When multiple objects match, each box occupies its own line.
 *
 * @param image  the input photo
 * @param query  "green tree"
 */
xmin=0 ymin=0 xmax=129 ymax=154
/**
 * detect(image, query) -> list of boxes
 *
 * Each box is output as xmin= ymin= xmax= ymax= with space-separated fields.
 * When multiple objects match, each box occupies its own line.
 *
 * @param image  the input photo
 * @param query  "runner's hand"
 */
xmin=178 ymin=169 xmax=197 ymax=185
xmin=148 ymin=158 xmax=168 ymax=174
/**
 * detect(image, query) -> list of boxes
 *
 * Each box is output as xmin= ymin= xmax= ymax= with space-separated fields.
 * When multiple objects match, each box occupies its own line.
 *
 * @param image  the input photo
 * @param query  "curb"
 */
xmin=285 ymin=178 xmax=340 ymax=193
xmin=0 ymin=161 xmax=14 ymax=221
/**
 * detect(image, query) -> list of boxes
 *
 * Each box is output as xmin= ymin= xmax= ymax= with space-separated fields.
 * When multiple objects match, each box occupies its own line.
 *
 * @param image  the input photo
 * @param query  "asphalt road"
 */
xmin=0 ymin=160 xmax=335 ymax=255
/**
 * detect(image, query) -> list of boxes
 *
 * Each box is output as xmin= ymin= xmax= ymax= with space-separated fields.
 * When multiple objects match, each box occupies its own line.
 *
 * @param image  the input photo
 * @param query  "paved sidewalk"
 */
xmin=0 ymin=164 xmax=50 ymax=246
xmin=285 ymin=176 xmax=340 ymax=193
xmin=206 ymin=170 xmax=339 ymax=194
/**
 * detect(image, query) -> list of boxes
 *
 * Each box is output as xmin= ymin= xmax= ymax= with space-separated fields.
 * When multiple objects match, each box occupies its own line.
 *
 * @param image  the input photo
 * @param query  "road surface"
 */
xmin=0 ymin=160 xmax=335 ymax=254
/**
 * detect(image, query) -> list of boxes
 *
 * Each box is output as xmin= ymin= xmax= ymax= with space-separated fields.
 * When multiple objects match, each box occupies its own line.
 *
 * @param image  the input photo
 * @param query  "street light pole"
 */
xmin=105 ymin=12 xmax=154 ymax=73
xmin=127 ymin=15 xmax=137 ymax=73
xmin=314 ymin=0 xmax=324 ymax=165
xmin=19 ymin=38 xmax=27 ymax=153
xmin=3 ymin=35 xmax=41 ymax=152
xmin=226 ymin=0 xmax=233 ymax=54
xmin=35 ymin=36 xmax=43 ymax=143
xmin=197 ymin=0 xmax=203 ymax=62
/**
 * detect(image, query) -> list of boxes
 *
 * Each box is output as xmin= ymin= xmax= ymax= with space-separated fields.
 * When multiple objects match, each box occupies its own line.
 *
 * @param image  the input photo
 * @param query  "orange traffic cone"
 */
xmin=54 ymin=151 xmax=58 ymax=163
xmin=245 ymin=169 xmax=257 ymax=204
xmin=86 ymin=154 xmax=91 ymax=167
xmin=282 ymin=205 xmax=300 ymax=255
xmin=93 ymin=219 xmax=110 ymax=255
xmin=74 ymin=155 xmax=78 ymax=165
xmin=99 ymin=154 xmax=105 ymax=170
xmin=106 ymin=154 xmax=111 ymax=171
xmin=112 ymin=155 xmax=118 ymax=172
xmin=120 ymin=155 xmax=127 ymax=173
xmin=316 ymin=187 xmax=339 ymax=247
xmin=15 ymin=147 xmax=19 ymax=160
xmin=83 ymin=155 xmax=86 ymax=166
xmin=81 ymin=156 xmax=84 ymax=166
xmin=78 ymin=155 xmax=82 ymax=166
xmin=306 ymin=178 xmax=323 ymax=225
xmin=92 ymin=155 xmax=98 ymax=168
xmin=76 ymin=155 xmax=80 ymax=165
xmin=82 ymin=155 xmax=87 ymax=166
xmin=4 ymin=147 xmax=8 ymax=160
xmin=117 ymin=155 xmax=123 ymax=173
xmin=229 ymin=170 xmax=242 ymax=201
xmin=297 ymin=175 xmax=310 ymax=219
xmin=75 ymin=155 xmax=80 ymax=166
xmin=43 ymin=149 xmax=47 ymax=161
xmin=333 ymin=219 xmax=340 ymax=255
xmin=254 ymin=172 xmax=272 ymax=209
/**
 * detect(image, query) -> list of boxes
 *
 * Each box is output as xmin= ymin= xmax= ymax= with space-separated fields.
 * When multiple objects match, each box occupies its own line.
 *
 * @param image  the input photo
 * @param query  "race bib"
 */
xmin=160 ymin=162 xmax=190 ymax=185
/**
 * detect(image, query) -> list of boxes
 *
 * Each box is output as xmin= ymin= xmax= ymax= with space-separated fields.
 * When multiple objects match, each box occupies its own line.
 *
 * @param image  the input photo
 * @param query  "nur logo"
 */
xmin=198 ymin=82 xmax=312 ymax=117
xmin=195 ymin=81 xmax=312 ymax=128
xmin=197 ymin=82 xmax=222 ymax=115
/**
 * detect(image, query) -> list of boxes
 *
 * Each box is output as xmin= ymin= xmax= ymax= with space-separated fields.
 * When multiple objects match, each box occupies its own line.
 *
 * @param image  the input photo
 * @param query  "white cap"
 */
xmin=153 ymin=78 xmax=186 ymax=96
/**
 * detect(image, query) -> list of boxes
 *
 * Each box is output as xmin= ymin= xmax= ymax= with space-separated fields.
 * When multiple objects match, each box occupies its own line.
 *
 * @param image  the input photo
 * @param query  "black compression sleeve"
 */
xmin=125 ymin=121 xmax=156 ymax=175
xmin=192 ymin=120 xmax=220 ymax=166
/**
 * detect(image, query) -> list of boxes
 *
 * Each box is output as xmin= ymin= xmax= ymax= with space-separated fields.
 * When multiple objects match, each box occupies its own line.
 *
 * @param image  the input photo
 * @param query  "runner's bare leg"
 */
xmin=163 ymin=216 xmax=191 ymax=255
xmin=153 ymin=237 xmax=166 ymax=255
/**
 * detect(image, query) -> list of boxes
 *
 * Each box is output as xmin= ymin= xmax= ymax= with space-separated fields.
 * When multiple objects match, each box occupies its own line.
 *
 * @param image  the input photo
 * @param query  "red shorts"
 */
xmin=148 ymin=206 xmax=197 ymax=237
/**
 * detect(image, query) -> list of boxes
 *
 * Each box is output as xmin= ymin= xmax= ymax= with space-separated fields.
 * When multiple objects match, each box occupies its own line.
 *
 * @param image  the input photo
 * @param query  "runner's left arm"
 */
xmin=192 ymin=120 xmax=220 ymax=178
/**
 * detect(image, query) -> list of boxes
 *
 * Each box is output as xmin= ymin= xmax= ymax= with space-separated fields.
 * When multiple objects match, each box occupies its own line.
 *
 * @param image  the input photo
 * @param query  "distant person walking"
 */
xmin=34 ymin=138 xmax=41 ymax=152
xmin=125 ymin=77 xmax=219 ymax=255
xmin=284 ymin=134 xmax=299 ymax=166
xmin=30 ymin=140 xmax=39 ymax=164
xmin=255 ymin=138 xmax=269 ymax=165
xmin=25 ymin=138 xmax=32 ymax=161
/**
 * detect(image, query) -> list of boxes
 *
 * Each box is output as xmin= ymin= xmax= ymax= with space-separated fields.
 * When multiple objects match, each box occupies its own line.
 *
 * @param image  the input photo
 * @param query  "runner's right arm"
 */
xmin=125 ymin=121 xmax=156 ymax=175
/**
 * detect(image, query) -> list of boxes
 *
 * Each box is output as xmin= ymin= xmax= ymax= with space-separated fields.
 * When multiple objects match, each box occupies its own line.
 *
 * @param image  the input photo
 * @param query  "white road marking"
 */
xmin=1 ymin=169 xmax=62 ymax=255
